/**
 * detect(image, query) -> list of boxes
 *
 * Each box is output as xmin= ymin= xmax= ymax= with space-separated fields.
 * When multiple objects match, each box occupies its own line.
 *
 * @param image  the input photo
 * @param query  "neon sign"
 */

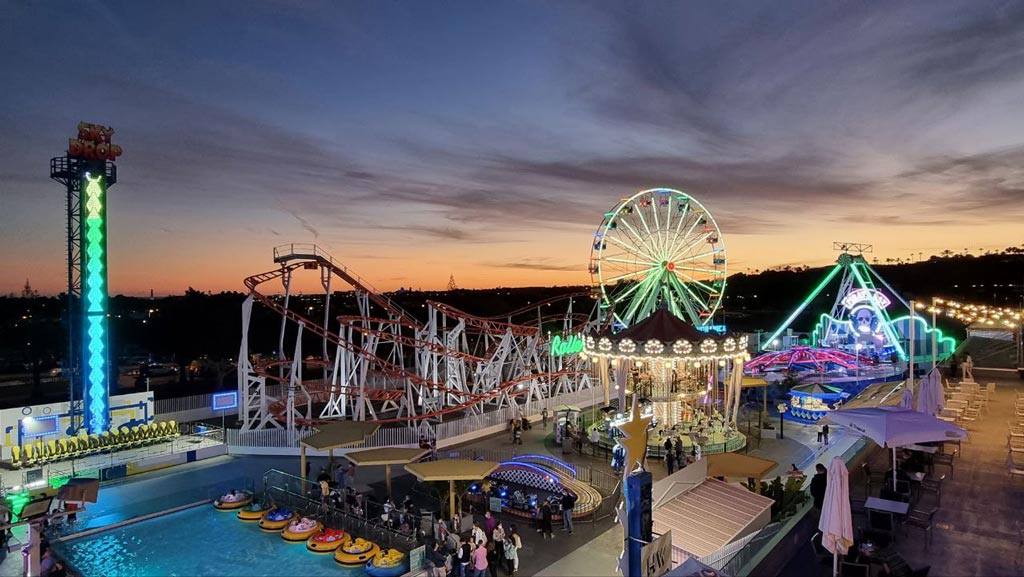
xmin=841 ymin=288 xmax=891 ymax=311
xmin=68 ymin=122 xmax=123 ymax=161
xmin=83 ymin=174 xmax=109 ymax=433
xmin=550 ymin=334 xmax=584 ymax=356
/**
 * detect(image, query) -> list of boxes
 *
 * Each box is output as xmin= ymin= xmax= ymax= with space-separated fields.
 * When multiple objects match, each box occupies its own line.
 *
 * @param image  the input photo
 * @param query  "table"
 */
xmin=904 ymin=443 xmax=938 ymax=454
xmin=865 ymin=497 xmax=909 ymax=515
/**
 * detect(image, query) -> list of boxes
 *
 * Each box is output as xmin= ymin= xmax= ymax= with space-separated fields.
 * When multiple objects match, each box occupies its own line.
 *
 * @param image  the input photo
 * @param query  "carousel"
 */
xmin=582 ymin=308 xmax=750 ymax=461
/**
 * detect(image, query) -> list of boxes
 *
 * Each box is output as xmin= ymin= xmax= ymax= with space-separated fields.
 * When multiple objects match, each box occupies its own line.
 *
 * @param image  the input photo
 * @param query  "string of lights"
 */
xmin=917 ymin=297 xmax=1023 ymax=328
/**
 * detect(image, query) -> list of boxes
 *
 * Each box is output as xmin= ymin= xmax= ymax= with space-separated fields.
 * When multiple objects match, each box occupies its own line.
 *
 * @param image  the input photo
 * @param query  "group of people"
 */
xmin=662 ymin=436 xmax=698 ymax=475
xmin=948 ymin=352 xmax=974 ymax=382
xmin=507 ymin=417 xmax=530 ymax=445
xmin=426 ymin=512 xmax=523 ymax=577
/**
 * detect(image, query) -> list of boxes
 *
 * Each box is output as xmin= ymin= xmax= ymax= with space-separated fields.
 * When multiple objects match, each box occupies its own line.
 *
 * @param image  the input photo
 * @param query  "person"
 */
xmin=492 ymin=521 xmax=506 ymax=562
xmin=471 ymin=540 xmax=488 ymax=577
xmin=948 ymin=353 xmax=960 ymax=381
xmin=540 ymin=500 xmax=554 ymax=540
xmin=542 ymin=407 xmax=549 ymax=429
xmin=810 ymin=463 xmax=828 ymax=510
xmin=427 ymin=541 xmax=448 ymax=577
xmin=674 ymin=437 xmax=683 ymax=463
xmin=471 ymin=520 xmax=487 ymax=546
xmin=666 ymin=451 xmax=676 ymax=475
xmin=560 ymin=492 xmax=576 ymax=534
xmin=458 ymin=539 xmax=472 ymax=577
xmin=484 ymin=511 xmax=497 ymax=539
xmin=485 ymin=541 xmax=500 ymax=577
xmin=822 ymin=424 xmax=830 ymax=446
xmin=663 ymin=438 xmax=673 ymax=456
xmin=316 ymin=466 xmax=331 ymax=484
xmin=513 ymin=426 xmax=522 ymax=445
xmin=304 ymin=460 xmax=312 ymax=479
xmin=335 ymin=462 xmax=348 ymax=490
xmin=505 ymin=525 xmax=522 ymax=575
xmin=963 ymin=352 xmax=974 ymax=381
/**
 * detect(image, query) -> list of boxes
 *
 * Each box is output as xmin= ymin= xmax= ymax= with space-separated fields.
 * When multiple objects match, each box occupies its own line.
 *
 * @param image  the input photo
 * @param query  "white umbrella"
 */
xmin=916 ymin=368 xmax=945 ymax=417
xmin=818 ymin=456 xmax=854 ymax=577
xmin=820 ymin=407 xmax=967 ymax=489
xmin=899 ymin=386 xmax=914 ymax=409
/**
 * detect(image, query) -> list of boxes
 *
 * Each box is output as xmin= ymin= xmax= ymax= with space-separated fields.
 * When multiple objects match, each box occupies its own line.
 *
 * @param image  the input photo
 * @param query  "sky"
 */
xmin=2 ymin=1 xmax=1024 ymax=296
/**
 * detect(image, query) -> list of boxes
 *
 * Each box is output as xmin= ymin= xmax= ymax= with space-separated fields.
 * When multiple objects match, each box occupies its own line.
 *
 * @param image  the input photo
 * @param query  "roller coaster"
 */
xmin=237 ymin=245 xmax=597 ymax=437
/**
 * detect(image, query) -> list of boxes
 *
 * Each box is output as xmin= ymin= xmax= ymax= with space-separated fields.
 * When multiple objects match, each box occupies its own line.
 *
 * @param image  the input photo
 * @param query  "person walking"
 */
xmin=492 ymin=521 xmax=506 ymax=567
xmin=542 ymin=407 xmax=549 ymax=429
xmin=484 ymin=511 xmax=497 ymax=538
xmin=485 ymin=542 xmax=500 ymax=577
xmin=560 ymin=492 xmax=576 ymax=534
xmin=663 ymin=437 xmax=673 ymax=457
xmin=821 ymin=424 xmax=830 ymax=447
xmin=472 ymin=520 xmax=487 ymax=546
xmin=963 ymin=352 xmax=974 ymax=381
xmin=458 ymin=539 xmax=472 ymax=577
xmin=505 ymin=525 xmax=522 ymax=575
xmin=666 ymin=451 xmax=676 ymax=475
xmin=810 ymin=463 xmax=828 ymax=510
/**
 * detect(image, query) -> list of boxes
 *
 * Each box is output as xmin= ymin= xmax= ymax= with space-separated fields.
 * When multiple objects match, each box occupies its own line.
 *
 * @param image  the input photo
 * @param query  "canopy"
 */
xmin=404 ymin=459 xmax=500 ymax=482
xmin=705 ymin=453 xmax=777 ymax=482
xmin=344 ymin=447 xmax=429 ymax=466
xmin=790 ymin=383 xmax=845 ymax=398
xmin=612 ymin=308 xmax=706 ymax=343
xmin=301 ymin=421 xmax=381 ymax=451
xmin=741 ymin=377 xmax=769 ymax=387
xmin=818 ymin=456 xmax=854 ymax=576
xmin=820 ymin=407 xmax=967 ymax=448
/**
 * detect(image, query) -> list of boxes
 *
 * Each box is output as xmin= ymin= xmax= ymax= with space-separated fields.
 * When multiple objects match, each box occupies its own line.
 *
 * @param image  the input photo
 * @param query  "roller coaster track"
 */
xmin=244 ymin=254 xmax=591 ymax=426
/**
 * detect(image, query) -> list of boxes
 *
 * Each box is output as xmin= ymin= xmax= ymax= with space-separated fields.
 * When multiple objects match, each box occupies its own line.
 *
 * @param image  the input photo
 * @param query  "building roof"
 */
xmin=653 ymin=478 xmax=774 ymax=558
xmin=343 ymin=447 xmax=429 ymax=466
xmin=404 ymin=459 xmax=500 ymax=481
xmin=300 ymin=421 xmax=381 ymax=451
xmin=704 ymin=453 xmax=778 ymax=480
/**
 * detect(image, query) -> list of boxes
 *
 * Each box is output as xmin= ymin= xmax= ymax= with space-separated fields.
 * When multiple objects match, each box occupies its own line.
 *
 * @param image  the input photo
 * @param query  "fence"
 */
xmin=227 ymin=387 xmax=601 ymax=450
xmin=261 ymin=468 xmax=424 ymax=551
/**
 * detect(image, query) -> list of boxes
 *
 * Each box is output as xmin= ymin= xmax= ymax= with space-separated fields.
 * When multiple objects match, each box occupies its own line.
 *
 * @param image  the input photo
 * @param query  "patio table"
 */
xmin=865 ymin=496 xmax=909 ymax=515
xmin=904 ymin=444 xmax=938 ymax=454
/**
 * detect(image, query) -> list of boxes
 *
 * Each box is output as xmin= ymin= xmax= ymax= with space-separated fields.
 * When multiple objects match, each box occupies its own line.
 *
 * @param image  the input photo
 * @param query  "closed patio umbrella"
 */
xmin=818 ymin=456 xmax=854 ymax=577
xmin=916 ymin=368 xmax=945 ymax=417
xmin=899 ymin=387 xmax=914 ymax=409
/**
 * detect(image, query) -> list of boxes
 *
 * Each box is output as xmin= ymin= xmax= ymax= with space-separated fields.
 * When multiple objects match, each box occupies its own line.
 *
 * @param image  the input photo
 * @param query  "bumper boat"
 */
xmin=213 ymin=491 xmax=252 ymax=511
xmin=237 ymin=501 xmax=272 ymax=521
xmin=259 ymin=508 xmax=295 ymax=532
xmin=282 ymin=517 xmax=323 ymax=542
xmin=366 ymin=548 xmax=409 ymax=577
xmin=306 ymin=528 xmax=349 ymax=553
xmin=334 ymin=538 xmax=380 ymax=567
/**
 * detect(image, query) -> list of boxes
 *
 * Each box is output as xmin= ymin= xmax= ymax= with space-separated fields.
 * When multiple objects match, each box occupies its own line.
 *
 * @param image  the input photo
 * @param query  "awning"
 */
xmin=740 ymin=377 xmax=769 ymax=387
xmin=344 ymin=447 xmax=429 ymax=466
xmin=300 ymin=421 xmax=381 ymax=451
xmin=56 ymin=478 xmax=99 ymax=503
xmin=704 ymin=453 xmax=777 ymax=481
xmin=404 ymin=459 xmax=500 ymax=482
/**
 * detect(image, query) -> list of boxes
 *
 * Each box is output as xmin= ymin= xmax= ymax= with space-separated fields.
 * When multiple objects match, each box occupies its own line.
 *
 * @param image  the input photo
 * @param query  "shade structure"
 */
xmin=299 ymin=421 xmax=381 ymax=481
xmin=405 ymin=459 xmax=500 ymax=520
xmin=916 ymin=369 xmax=945 ymax=417
xmin=555 ymin=405 xmax=581 ymax=413
xmin=344 ymin=447 xmax=429 ymax=497
xmin=899 ymin=387 xmax=914 ymax=409
xmin=704 ymin=452 xmax=778 ymax=486
xmin=820 ymin=406 xmax=967 ymax=448
xmin=817 ymin=456 xmax=854 ymax=576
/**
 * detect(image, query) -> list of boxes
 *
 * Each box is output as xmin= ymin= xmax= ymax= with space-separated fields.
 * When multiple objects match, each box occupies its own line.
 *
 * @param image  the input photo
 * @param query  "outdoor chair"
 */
xmin=1010 ymin=423 xmax=1024 ymax=438
xmin=918 ymin=473 xmax=944 ymax=506
xmin=862 ymin=462 xmax=887 ymax=496
xmin=869 ymin=510 xmax=897 ymax=538
xmin=984 ymin=382 xmax=995 ymax=399
xmin=810 ymin=532 xmax=833 ymax=567
xmin=851 ymin=497 xmax=868 ymax=518
xmin=903 ymin=507 xmax=938 ymax=547
xmin=841 ymin=561 xmax=870 ymax=577
xmin=1008 ymin=454 xmax=1024 ymax=481
xmin=1008 ymin=435 xmax=1024 ymax=454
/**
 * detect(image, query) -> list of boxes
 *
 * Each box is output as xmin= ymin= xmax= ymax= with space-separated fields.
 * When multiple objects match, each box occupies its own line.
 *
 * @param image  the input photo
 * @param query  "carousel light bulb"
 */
xmin=718 ymin=360 xmax=726 ymax=367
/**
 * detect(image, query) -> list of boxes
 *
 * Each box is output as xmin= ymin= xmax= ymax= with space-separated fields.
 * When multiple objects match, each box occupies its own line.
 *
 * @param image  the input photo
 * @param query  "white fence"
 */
xmin=227 ymin=387 xmax=601 ymax=451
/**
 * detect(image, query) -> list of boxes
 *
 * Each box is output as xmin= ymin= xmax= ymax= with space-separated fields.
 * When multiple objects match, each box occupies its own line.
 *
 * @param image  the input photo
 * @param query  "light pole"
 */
xmin=854 ymin=343 xmax=862 ymax=387
xmin=931 ymin=298 xmax=938 ymax=372
xmin=777 ymin=402 xmax=787 ymax=440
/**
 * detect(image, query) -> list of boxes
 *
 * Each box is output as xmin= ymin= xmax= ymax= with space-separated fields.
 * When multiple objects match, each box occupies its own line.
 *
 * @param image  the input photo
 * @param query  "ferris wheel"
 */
xmin=589 ymin=188 xmax=727 ymax=328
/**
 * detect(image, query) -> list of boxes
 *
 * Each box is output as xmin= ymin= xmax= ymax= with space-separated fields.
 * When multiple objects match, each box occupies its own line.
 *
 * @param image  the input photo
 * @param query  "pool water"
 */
xmin=53 ymin=505 xmax=363 ymax=577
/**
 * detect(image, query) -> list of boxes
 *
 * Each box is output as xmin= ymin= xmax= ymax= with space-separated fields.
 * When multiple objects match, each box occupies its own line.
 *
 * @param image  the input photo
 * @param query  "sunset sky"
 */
xmin=3 ymin=1 xmax=1024 ymax=296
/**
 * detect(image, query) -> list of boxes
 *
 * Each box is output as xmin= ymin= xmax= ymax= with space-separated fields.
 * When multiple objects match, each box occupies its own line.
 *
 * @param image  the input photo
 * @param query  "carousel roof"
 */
xmin=746 ymin=346 xmax=861 ymax=372
xmin=584 ymin=308 xmax=747 ymax=360
xmin=611 ymin=308 xmax=706 ymax=343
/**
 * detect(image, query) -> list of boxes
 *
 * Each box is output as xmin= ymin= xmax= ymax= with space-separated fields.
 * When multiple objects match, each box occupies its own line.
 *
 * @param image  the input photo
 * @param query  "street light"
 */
xmin=777 ymin=402 xmax=787 ymax=440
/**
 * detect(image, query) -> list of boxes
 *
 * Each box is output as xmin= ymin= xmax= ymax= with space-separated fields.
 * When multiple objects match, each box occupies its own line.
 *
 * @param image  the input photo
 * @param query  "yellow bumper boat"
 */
xmin=236 ymin=501 xmax=272 ymax=521
xmin=334 ymin=538 xmax=380 ymax=567
xmin=259 ymin=508 xmax=296 ymax=532
xmin=282 ymin=517 xmax=323 ymax=542
xmin=213 ymin=491 xmax=252 ymax=511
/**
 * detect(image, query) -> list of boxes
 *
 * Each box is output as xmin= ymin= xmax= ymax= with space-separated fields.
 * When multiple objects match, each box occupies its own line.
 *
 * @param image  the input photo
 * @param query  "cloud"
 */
xmin=487 ymin=258 xmax=582 ymax=272
xmin=286 ymin=208 xmax=320 ymax=239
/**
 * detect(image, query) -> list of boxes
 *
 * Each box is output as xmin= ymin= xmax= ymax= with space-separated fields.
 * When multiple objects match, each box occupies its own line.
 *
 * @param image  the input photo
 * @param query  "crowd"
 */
xmin=425 ymin=513 xmax=523 ymax=577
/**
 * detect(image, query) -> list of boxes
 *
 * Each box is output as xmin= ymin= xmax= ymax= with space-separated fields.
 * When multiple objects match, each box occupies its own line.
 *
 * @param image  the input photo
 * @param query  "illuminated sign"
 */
xmin=841 ymin=288 xmax=891 ymax=311
xmin=696 ymin=324 xmax=727 ymax=334
xmin=83 ymin=173 xmax=109 ymax=433
xmin=68 ymin=122 xmax=123 ymax=161
xmin=550 ymin=334 xmax=584 ymax=356
xmin=212 ymin=391 xmax=239 ymax=411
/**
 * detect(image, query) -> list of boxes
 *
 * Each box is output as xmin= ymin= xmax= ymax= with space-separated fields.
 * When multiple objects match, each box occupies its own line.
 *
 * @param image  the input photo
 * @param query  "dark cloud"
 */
xmin=488 ymin=259 xmax=581 ymax=272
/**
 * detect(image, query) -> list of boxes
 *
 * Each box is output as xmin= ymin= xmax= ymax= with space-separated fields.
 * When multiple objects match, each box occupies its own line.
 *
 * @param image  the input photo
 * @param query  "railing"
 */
xmin=261 ymin=468 xmax=425 ymax=551
xmin=227 ymin=387 xmax=600 ymax=449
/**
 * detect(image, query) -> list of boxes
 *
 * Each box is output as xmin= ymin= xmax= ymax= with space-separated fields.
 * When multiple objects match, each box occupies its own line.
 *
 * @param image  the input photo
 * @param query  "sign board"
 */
xmin=550 ymin=334 xmax=584 ymax=356
xmin=489 ymin=497 xmax=504 ymax=513
xmin=211 ymin=391 xmax=238 ymax=411
xmin=68 ymin=122 xmax=123 ymax=161
xmin=408 ymin=545 xmax=426 ymax=572
xmin=641 ymin=530 xmax=672 ymax=577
